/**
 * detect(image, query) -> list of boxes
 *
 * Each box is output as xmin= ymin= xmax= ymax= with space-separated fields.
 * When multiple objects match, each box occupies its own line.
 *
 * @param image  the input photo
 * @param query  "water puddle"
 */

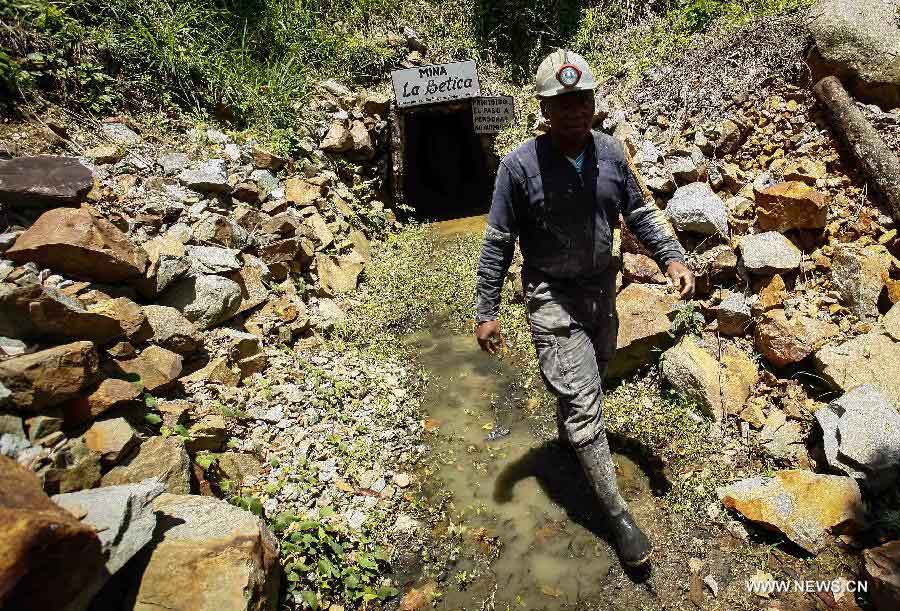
xmin=404 ymin=326 xmax=655 ymax=609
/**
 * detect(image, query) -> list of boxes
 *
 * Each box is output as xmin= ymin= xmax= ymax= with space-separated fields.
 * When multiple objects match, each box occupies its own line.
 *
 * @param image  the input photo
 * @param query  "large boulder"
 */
xmin=159 ymin=275 xmax=242 ymax=330
xmin=61 ymin=378 xmax=142 ymax=427
xmin=0 ymin=342 xmax=97 ymax=412
xmin=0 ymin=156 xmax=93 ymax=209
xmin=665 ymin=182 xmax=729 ymax=236
xmin=831 ymin=244 xmax=893 ymax=322
xmin=178 ymin=160 xmax=229 ymax=193
xmin=0 ymin=456 xmax=104 ymax=611
xmin=51 ymin=481 xmax=165 ymax=610
xmin=191 ymin=213 xmax=250 ymax=250
xmin=0 ymin=284 xmax=125 ymax=344
xmin=316 ymin=254 xmax=364 ymax=296
xmin=755 ymin=309 xmax=839 ymax=368
xmin=815 ymin=333 xmax=900 ymax=404
xmin=5 ymin=206 xmax=148 ymax=283
xmin=131 ymin=493 xmax=279 ymax=611
xmin=610 ymin=283 xmax=678 ymax=378
xmin=102 ymin=435 xmax=191 ymax=494
xmin=809 ymin=0 xmax=900 ymax=108
xmin=719 ymin=470 xmax=865 ymax=554
xmin=107 ymin=346 xmax=183 ymax=393
xmin=738 ymin=232 xmax=802 ymax=275
xmin=660 ymin=337 xmax=758 ymax=419
xmin=84 ymin=418 xmax=138 ymax=466
xmin=815 ymin=384 xmax=900 ymax=491
xmin=755 ymin=181 xmax=828 ymax=231
xmin=865 ymin=540 xmax=900 ymax=611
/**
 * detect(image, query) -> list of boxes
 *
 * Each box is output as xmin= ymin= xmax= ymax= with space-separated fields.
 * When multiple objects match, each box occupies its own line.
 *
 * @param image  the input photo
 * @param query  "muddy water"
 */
xmin=404 ymin=326 xmax=655 ymax=610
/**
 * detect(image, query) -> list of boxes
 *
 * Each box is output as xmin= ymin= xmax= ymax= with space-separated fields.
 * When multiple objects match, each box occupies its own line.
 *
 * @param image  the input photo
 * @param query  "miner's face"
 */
xmin=542 ymin=90 xmax=595 ymax=141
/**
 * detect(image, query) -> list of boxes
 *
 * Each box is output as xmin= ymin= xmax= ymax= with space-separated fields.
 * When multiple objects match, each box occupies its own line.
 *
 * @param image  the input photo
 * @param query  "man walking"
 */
xmin=474 ymin=50 xmax=694 ymax=567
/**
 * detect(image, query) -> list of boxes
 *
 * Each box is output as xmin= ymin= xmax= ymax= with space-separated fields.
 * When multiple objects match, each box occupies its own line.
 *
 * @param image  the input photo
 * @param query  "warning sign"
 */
xmin=472 ymin=96 xmax=515 ymax=134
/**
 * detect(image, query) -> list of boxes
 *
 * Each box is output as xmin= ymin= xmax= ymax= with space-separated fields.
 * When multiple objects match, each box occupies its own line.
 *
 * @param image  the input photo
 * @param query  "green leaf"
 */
xmin=195 ymin=453 xmax=218 ymax=470
xmin=318 ymin=556 xmax=335 ymax=577
xmin=300 ymin=590 xmax=318 ymax=609
xmin=144 ymin=394 xmax=157 ymax=408
xmin=319 ymin=506 xmax=335 ymax=518
xmin=287 ymin=570 xmax=300 ymax=582
xmin=356 ymin=552 xmax=376 ymax=570
xmin=144 ymin=413 xmax=162 ymax=425
xmin=173 ymin=424 xmax=190 ymax=438
xmin=377 ymin=585 xmax=400 ymax=599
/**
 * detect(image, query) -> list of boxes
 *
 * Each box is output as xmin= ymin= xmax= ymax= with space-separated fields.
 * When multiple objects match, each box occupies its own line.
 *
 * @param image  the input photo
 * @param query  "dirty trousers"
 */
xmin=524 ymin=269 xmax=628 ymax=516
xmin=524 ymin=270 xmax=618 ymax=448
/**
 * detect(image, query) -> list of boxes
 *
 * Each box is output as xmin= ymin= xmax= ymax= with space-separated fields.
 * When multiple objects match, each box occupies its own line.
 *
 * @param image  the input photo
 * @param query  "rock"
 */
xmin=141 ymin=305 xmax=199 ymax=355
xmin=755 ymin=309 xmax=838 ymax=367
xmin=666 ymin=182 xmax=729 ymax=236
xmin=660 ymin=337 xmax=758 ymax=419
xmin=192 ymin=213 xmax=249 ymax=250
xmin=719 ymin=470 xmax=864 ymax=554
xmin=102 ymin=435 xmax=191 ymax=494
xmin=755 ymin=182 xmax=828 ymax=231
xmin=0 ymin=456 xmax=104 ymax=611
xmin=320 ymin=121 xmax=353 ymax=153
xmin=610 ymin=283 xmax=678 ymax=378
xmin=251 ymin=145 xmax=287 ymax=171
xmin=187 ymin=245 xmax=242 ymax=275
xmin=185 ymin=414 xmax=227 ymax=453
xmin=667 ymin=153 xmax=705 ymax=185
xmin=86 ymin=144 xmax=124 ymax=164
xmin=231 ymin=181 xmax=259 ymax=203
xmin=0 ymin=284 xmax=125 ymax=344
xmin=865 ymin=540 xmax=900 ymax=611
xmin=62 ymin=378 xmax=142 ymax=427
xmin=717 ymin=292 xmax=751 ymax=336
xmin=0 ymin=415 xmax=24 ymax=437
xmin=0 ymin=341 xmax=97 ymax=412
xmin=815 ymin=333 xmax=900 ymax=404
xmin=52 ymin=481 xmax=164 ymax=608
xmin=181 ymin=357 xmax=240 ymax=387
xmin=0 ymin=382 xmax=11 ymax=408
xmin=85 ymin=418 xmax=138 ymax=465
xmin=361 ymin=91 xmax=390 ymax=116
xmin=755 ymin=274 xmax=786 ymax=313
xmin=6 ymin=206 xmax=148 ymax=282
xmin=108 ymin=346 xmax=183 ymax=393
xmin=715 ymin=118 xmax=747 ymax=155
xmin=815 ymin=385 xmax=900 ymax=491
xmin=217 ymin=452 xmax=262 ymax=485
xmin=831 ymin=244 xmax=892 ymax=321
xmin=623 ymin=252 xmax=666 ymax=283
xmin=158 ymin=275 xmax=242 ymax=330
xmin=738 ymin=232 xmax=802 ymax=275
xmin=783 ymin=158 xmax=826 ymax=185
xmin=348 ymin=229 xmax=372 ymax=263
xmin=41 ymin=438 xmax=102 ymax=494
xmin=101 ymin=122 xmax=141 ymax=145
xmin=0 ymin=156 xmax=94 ymax=208
xmin=157 ymin=152 xmax=191 ymax=176
xmin=132 ymin=493 xmax=279 ymax=611
xmin=809 ymin=0 xmax=900 ymax=108
xmin=26 ymin=414 xmax=62 ymax=443
xmin=349 ymin=121 xmax=375 ymax=159
xmin=316 ymin=254 xmax=364 ymax=296
xmin=886 ymin=303 xmax=900 ymax=341
xmin=285 ymin=177 xmax=323 ymax=207
xmin=228 ymin=265 xmax=269 ymax=315
xmin=178 ymin=160 xmax=230 ymax=193
xmin=86 ymin=297 xmax=150 ymax=342
xmin=305 ymin=212 xmax=335 ymax=248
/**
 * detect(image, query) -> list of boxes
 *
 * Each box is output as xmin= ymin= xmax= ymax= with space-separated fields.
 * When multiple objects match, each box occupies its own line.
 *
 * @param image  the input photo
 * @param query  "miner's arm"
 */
xmin=475 ymin=162 xmax=521 ymax=324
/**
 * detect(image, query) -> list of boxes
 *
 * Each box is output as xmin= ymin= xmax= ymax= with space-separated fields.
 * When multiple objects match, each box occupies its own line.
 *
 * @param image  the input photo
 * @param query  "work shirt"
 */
xmin=475 ymin=130 xmax=686 ymax=323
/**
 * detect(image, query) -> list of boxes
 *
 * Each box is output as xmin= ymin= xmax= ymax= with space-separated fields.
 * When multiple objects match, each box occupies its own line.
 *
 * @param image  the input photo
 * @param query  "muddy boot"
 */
xmin=575 ymin=434 xmax=653 ymax=567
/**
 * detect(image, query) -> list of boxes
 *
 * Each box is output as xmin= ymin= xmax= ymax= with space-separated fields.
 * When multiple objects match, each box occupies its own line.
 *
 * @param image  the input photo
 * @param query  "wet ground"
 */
xmin=403 ymin=326 xmax=658 ymax=610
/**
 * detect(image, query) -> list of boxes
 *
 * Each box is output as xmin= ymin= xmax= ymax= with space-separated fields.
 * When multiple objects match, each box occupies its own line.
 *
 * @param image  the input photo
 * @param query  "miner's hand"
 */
xmin=666 ymin=261 xmax=695 ymax=299
xmin=475 ymin=320 xmax=504 ymax=355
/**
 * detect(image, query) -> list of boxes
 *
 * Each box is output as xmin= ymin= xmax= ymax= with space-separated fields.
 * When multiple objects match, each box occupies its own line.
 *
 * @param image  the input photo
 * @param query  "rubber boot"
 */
xmin=576 ymin=435 xmax=652 ymax=567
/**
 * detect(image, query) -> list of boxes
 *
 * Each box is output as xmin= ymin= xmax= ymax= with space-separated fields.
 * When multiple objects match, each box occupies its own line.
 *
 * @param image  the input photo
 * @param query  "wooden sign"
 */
xmin=391 ymin=61 xmax=481 ymax=108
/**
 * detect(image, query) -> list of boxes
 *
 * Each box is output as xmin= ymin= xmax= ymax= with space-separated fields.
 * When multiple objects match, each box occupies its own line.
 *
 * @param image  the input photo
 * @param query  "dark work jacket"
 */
xmin=475 ymin=131 xmax=686 ymax=323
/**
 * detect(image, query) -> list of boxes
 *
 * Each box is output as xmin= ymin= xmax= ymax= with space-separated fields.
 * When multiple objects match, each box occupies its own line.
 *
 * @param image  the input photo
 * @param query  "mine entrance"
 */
xmin=399 ymin=102 xmax=495 ymax=219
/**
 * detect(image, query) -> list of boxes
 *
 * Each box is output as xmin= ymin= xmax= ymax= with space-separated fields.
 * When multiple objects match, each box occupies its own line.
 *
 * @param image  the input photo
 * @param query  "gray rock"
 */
xmin=27 ymin=414 xmax=63 ymax=443
xmin=192 ymin=212 xmax=250 ymax=250
xmin=0 ymin=432 xmax=31 ymax=458
xmin=717 ymin=292 xmax=751 ymax=336
xmin=142 ymin=305 xmax=199 ymax=354
xmin=186 ymin=245 xmax=242 ymax=274
xmin=0 ymin=336 xmax=26 ymax=356
xmin=206 ymin=128 xmax=230 ymax=144
xmin=157 ymin=152 xmax=191 ymax=176
xmin=101 ymin=123 xmax=142 ymax=145
xmin=815 ymin=384 xmax=900 ymax=491
xmin=810 ymin=0 xmax=900 ymax=107
xmin=250 ymin=169 xmax=279 ymax=200
xmin=0 ymin=230 xmax=21 ymax=252
xmin=52 ymin=481 xmax=164 ymax=608
xmin=0 ymin=413 xmax=24 ymax=435
xmin=316 ymin=298 xmax=347 ymax=331
xmin=738 ymin=232 xmax=802 ymax=274
xmin=159 ymin=274 xmax=242 ymax=329
xmin=0 ymin=156 xmax=94 ymax=208
xmin=666 ymin=182 xmax=729 ymax=236
xmin=224 ymin=143 xmax=241 ymax=162
xmin=831 ymin=244 xmax=892 ymax=322
xmin=178 ymin=159 xmax=229 ymax=193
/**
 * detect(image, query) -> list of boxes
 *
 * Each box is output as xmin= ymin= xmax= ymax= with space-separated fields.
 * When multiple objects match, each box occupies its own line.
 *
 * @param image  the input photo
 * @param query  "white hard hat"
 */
xmin=535 ymin=49 xmax=597 ymax=98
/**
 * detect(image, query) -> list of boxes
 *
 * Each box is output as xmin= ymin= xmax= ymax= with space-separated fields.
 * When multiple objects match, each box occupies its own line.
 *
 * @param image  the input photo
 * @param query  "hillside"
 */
xmin=2 ymin=1 xmax=900 ymax=610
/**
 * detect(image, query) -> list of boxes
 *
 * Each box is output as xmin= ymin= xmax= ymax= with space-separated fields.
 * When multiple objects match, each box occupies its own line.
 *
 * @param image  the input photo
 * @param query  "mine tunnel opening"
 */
xmin=399 ymin=102 xmax=496 ymax=220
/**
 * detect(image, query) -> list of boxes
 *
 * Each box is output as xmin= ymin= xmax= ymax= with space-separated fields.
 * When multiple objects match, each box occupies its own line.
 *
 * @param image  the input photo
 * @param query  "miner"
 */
xmin=474 ymin=49 xmax=694 ymax=567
